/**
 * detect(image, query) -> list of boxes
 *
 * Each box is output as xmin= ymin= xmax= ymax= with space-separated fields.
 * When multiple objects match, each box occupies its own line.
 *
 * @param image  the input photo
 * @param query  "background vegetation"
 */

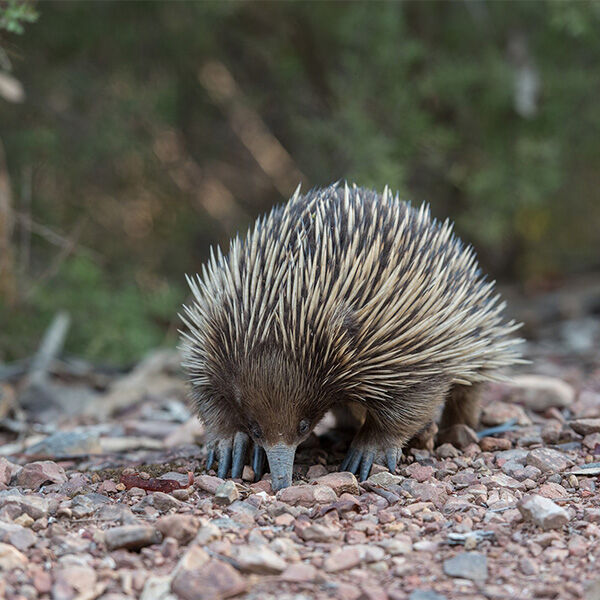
xmin=0 ymin=1 xmax=599 ymax=364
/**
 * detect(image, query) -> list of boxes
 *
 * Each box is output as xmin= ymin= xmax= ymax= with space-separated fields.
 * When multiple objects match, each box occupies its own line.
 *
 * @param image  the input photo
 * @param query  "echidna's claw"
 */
xmin=341 ymin=446 xmax=363 ymax=476
xmin=217 ymin=438 xmax=233 ymax=479
xmin=231 ymin=432 xmax=250 ymax=479
xmin=342 ymin=443 xmax=402 ymax=480
xmin=252 ymin=444 xmax=266 ymax=481
xmin=359 ymin=449 xmax=376 ymax=481
xmin=205 ymin=441 xmax=216 ymax=471
xmin=385 ymin=447 xmax=399 ymax=473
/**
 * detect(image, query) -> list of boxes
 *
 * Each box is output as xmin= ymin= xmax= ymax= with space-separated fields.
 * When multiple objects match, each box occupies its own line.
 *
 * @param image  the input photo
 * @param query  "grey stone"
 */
xmin=443 ymin=551 xmax=488 ymax=581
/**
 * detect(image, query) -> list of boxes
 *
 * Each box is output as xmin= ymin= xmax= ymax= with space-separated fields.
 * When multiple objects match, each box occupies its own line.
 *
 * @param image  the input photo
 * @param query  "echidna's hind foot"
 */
xmin=205 ymin=432 xmax=265 ymax=481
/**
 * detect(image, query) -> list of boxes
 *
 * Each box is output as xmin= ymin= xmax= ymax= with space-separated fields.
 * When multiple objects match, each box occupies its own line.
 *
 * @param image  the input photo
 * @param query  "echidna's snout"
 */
xmin=264 ymin=442 xmax=297 ymax=491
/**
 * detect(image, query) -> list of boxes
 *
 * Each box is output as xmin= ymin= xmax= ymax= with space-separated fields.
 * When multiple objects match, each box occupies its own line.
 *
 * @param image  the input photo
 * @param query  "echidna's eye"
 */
xmin=249 ymin=423 xmax=263 ymax=440
xmin=298 ymin=419 xmax=310 ymax=435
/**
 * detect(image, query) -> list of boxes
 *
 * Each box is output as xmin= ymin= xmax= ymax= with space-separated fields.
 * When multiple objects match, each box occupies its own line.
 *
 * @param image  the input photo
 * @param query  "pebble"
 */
xmin=405 ymin=463 xmax=434 ymax=482
xmin=377 ymin=537 xmax=413 ymax=555
xmin=526 ymin=448 xmax=570 ymax=474
xmin=195 ymin=474 xmax=224 ymax=494
xmin=278 ymin=484 xmax=337 ymax=506
xmin=140 ymin=576 xmax=172 ymax=600
xmin=366 ymin=472 xmax=403 ymax=489
xmin=232 ymin=544 xmax=287 ymax=574
xmin=307 ymin=464 xmax=329 ymax=479
xmin=0 ymin=521 xmax=37 ymax=550
xmin=583 ymin=432 xmax=600 ymax=450
xmin=104 ymin=524 xmax=162 ymax=551
xmin=0 ymin=490 xmax=53 ymax=519
xmin=280 ymin=562 xmax=317 ymax=582
xmin=507 ymin=375 xmax=575 ymax=411
xmin=443 ymin=551 xmax=488 ymax=581
xmin=0 ymin=458 xmax=17 ymax=486
xmin=518 ymin=494 xmax=570 ymax=530
xmin=324 ymin=547 xmax=363 ymax=572
xmin=314 ymin=472 xmax=359 ymax=495
xmin=537 ymin=482 xmax=568 ymax=499
xmin=409 ymin=591 xmax=447 ymax=600
xmin=16 ymin=461 xmax=67 ymax=489
xmin=481 ymin=402 xmax=531 ymax=426
xmin=436 ymin=443 xmax=460 ymax=458
xmin=296 ymin=520 xmax=342 ymax=542
xmin=479 ymin=436 xmax=512 ymax=452
xmin=24 ymin=430 xmax=102 ymax=458
xmin=570 ymin=418 xmax=600 ymax=435
xmin=214 ymin=481 xmax=240 ymax=506
xmin=437 ymin=424 xmax=478 ymax=449
xmin=53 ymin=565 xmax=97 ymax=595
xmin=156 ymin=515 xmax=199 ymax=545
xmin=0 ymin=542 xmax=27 ymax=571
xmin=171 ymin=557 xmax=247 ymax=600
xmin=195 ymin=522 xmax=221 ymax=545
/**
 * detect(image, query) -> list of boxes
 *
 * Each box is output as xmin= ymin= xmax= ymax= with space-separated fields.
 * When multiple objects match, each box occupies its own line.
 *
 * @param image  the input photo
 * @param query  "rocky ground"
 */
xmin=0 ymin=279 xmax=600 ymax=600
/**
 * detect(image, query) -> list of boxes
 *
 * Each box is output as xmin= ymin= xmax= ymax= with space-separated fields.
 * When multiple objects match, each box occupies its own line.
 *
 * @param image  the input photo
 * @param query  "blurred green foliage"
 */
xmin=0 ymin=0 xmax=37 ymax=34
xmin=0 ymin=2 xmax=599 ymax=364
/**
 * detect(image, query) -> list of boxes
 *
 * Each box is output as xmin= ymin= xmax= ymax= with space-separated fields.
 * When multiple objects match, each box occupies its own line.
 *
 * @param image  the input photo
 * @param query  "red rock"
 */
xmin=405 ymin=463 xmax=434 ymax=482
xmin=249 ymin=480 xmax=273 ymax=495
xmin=280 ymin=562 xmax=317 ymax=582
xmin=277 ymin=484 xmax=336 ymax=507
xmin=314 ymin=472 xmax=359 ymax=495
xmin=16 ymin=461 xmax=67 ymax=489
xmin=538 ymin=482 xmax=568 ymax=499
xmin=324 ymin=547 xmax=363 ymax=572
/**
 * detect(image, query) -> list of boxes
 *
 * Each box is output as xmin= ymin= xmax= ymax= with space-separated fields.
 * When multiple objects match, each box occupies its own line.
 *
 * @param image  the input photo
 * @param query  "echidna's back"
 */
xmin=266 ymin=184 xmax=522 ymax=391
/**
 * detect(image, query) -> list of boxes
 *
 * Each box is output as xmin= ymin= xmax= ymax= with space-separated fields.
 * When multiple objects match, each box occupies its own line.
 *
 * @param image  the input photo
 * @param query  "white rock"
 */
xmin=518 ymin=494 xmax=570 ymax=530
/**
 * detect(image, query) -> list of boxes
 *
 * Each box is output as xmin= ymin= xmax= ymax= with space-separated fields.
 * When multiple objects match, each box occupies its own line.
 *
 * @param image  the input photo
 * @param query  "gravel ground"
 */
xmin=1 ymin=285 xmax=599 ymax=600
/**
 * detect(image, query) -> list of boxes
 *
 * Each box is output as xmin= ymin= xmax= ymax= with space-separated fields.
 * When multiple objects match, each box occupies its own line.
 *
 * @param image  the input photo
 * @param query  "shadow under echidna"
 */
xmin=179 ymin=182 xmax=525 ymax=490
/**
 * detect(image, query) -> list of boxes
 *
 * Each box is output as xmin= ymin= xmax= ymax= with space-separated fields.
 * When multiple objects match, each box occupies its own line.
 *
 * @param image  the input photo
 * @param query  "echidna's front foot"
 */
xmin=341 ymin=442 xmax=402 ymax=481
xmin=205 ymin=432 xmax=266 ymax=481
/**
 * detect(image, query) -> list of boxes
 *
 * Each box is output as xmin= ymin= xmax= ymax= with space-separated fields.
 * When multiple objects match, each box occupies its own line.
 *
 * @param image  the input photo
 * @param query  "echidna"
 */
xmin=180 ymin=183 xmax=524 ymax=490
